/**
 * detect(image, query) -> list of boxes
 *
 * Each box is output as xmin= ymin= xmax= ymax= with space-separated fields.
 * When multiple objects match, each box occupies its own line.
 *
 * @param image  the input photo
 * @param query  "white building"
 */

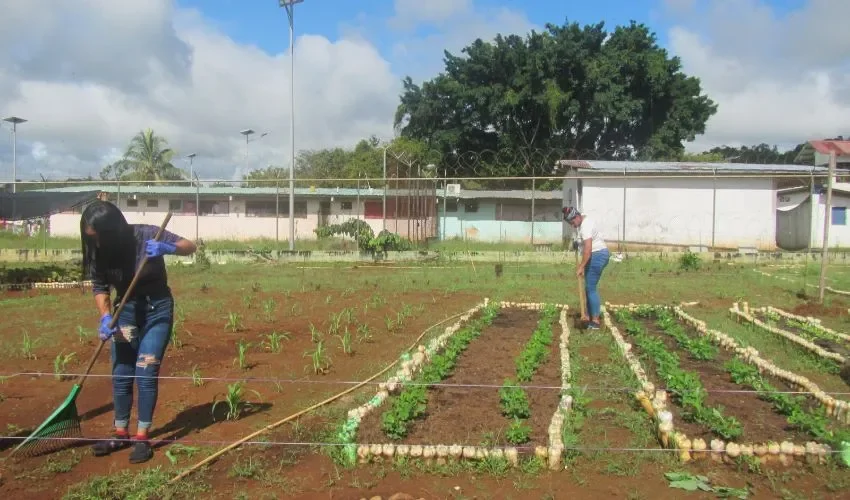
xmin=558 ymin=160 xmax=829 ymax=251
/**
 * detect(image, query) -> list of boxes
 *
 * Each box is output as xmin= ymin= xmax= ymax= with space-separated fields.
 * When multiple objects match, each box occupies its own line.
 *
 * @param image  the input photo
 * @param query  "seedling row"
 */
xmin=336 ymin=299 xmax=572 ymax=469
xmin=605 ymin=303 xmax=842 ymax=466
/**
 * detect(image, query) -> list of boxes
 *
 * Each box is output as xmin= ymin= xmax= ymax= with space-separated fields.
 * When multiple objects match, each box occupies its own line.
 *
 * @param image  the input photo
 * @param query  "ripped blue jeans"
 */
xmin=111 ymin=293 xmax=173 ymax=431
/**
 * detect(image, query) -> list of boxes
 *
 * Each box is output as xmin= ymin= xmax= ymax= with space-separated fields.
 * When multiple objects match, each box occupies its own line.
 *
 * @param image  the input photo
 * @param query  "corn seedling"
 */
xmin=53 ymin=351 xmax=76 ymax=381
xmin=384 ymin=315 xmax=395 ymax=333
xmin=212 ymin=382 xmax=262 ymax=421
xmin=304 ymin=341 xmax=331 ymax=374
xmin=191 ymin=364 xmax=204 ymax=387
xmin=234 ymin=340 xmax=251 ymax=370
xmin=75 ymin=326 xmax=86 ymax=344
xmin=225 ymin=312 xmax=243 ymax=333
xmin=242 ymin=294 xmax=254 ymax=310
xmin=171 ymin=319 xmax=183 ymax=349
xmin=289 ymin=303 xmax=302 ymax=317
xmin=341 ymin=306 xmax=355 ymax=324
xmin=325 ymin=295 xmax=332 ymax=304
xmin=264 ymin=331 xmax=289 ymax=354
xmin=20 ymin=331 xmax=37 ymax=360
xmin=262 ymin=298 xmax=277 ymax=322
xmin=165 ymin=444 xmax=201 ymax=465
xmin=356 ymin=323 xmax=373 ymax=344
xmin=251 ymin=282 xmax=262 ymax=293
xmin=328 ymin=312 xmax=342 ymax=336
xmin=309 ymin=323 xmax=322 ymax=343
xmin=337 ymin=326 xmax=353 ymax=355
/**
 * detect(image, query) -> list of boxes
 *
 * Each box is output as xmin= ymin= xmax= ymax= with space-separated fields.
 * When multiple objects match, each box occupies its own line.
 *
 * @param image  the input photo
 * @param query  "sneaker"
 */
xmin=586 ymin=321 xmax=601 ymax=330
xmin=91 ymin=431 xmax=131 ymax=457
xmin=129 ymin=436 xmax=153 ymax=464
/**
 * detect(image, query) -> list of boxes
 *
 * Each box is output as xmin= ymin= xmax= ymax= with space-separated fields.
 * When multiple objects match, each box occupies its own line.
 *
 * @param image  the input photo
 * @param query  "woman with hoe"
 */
xmin=80 ymin=200 xmax=196 ymax=463
xmin=563 ymin=207 xmax=610 ymax=330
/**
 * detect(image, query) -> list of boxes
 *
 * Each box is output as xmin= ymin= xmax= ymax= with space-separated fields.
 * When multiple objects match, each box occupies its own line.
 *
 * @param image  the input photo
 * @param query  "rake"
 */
xmin=9 ymin=212 xmax=173 ymax=458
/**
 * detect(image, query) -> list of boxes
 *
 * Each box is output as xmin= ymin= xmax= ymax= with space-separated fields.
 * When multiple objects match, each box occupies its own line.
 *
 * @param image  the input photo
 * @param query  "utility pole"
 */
xmin=819 ymin=150 xmax=837 ymax=303
xmin=3 ymin=116 xmax=27 ymax=193
xmin=279 ymin=0 xmax=304 ymax=250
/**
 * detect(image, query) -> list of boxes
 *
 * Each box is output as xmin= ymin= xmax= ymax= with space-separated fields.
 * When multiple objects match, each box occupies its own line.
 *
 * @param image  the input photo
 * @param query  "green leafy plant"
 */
xmin=234 ymin=340 xmax=251 ymax=370
xmin=304 ymin=340 xmax=331 ymax=374
xmin=309 ymin=323 xmax=322 ymax=343
xmin=263 ymin=331 xmax=289 ymax=353
xmin=505 ymin=418 xmax=532 ymax=445
xmin=679 ymin=250 xmax=700 ymax=271
xmin=191 ymin=364 xmax=204 ymax=387
xmin=225 ymin=312 xmax=242 ymax=333
xmin=356 ymin=323 xmax=373 ymax=343
xmin=53 ymin=351 xmax=76 ymax=381
xmin=337 ymin=326 xmax=353 ymax=355
xmin=262 ymin=298 xmax=277 ymax=322
xmin=20 ymin=331 xmax=38 ymax=360
xmin=499 ymin=380 xmax=530 ymax=419
xmin=212 ymin=382 xmax=261 ymax=421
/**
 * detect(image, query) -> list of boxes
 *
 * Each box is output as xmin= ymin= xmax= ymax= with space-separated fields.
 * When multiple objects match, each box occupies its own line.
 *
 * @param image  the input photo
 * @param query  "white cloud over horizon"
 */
xmin=1 ymin=0 xmax=848 ymax=184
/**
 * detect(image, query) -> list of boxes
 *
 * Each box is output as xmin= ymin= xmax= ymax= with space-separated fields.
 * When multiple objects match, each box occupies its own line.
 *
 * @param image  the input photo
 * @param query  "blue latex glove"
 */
xmin=145 ymin=240 xmax=177 ymax=258
xmin=99 ymin=313 xmax=118 ymax=341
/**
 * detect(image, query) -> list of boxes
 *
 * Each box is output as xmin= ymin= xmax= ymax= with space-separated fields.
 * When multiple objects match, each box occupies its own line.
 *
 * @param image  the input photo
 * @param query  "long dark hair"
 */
xmin=80 ymin=200 xmax=135 ymax=280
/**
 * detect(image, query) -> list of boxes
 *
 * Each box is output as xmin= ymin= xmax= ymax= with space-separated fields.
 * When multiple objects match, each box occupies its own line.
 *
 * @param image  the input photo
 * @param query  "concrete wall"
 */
xmin=48 ymin=195 xmax=433 ymax=241
xmin=811 ymin=192 xmax=850 ymax=248
xmin=579 ymin=176 xmax=777 ymax=250
xmin=437 ymin=199 xmax=564 ymax=243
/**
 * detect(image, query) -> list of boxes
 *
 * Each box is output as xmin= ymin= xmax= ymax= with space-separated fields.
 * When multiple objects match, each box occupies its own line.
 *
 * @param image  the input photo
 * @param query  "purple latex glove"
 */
xmin=145 ymin=240 xmax=177 ymax=258
xmin=99 ymin=313 xmax=118 ymax=341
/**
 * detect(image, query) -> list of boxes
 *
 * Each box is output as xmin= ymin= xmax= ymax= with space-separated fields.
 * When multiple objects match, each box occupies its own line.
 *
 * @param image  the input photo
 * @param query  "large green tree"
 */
xmin=99 ymin=128 xmax=186 ymax=183
xmin=394 ymin=20 xmax=718 ymax=177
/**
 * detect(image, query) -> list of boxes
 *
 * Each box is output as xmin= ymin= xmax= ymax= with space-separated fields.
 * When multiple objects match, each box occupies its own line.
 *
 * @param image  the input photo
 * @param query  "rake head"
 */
xmin=10 ymin=385 xmax=83 ymax=458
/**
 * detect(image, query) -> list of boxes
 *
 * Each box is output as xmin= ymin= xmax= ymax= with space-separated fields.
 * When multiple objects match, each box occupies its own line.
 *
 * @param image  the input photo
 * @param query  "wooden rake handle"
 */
xmin=77 ymin=212 xmax=173 ymax=389
xmin=575 ymin=249 xmax=588 ymax=320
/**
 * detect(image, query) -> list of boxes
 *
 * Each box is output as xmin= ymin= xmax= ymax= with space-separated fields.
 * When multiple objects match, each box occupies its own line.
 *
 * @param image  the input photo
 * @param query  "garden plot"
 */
xmin=336 ymin=299 xmax=571 ymax=469
xmin=604 ymin=303 xmax=841 ymax=466
xmin=730 ymin=302 xmax=850 ymax=398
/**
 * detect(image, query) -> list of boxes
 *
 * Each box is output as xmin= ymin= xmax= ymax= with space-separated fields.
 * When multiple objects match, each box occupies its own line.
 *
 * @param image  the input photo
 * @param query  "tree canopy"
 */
xmin=99 ymin=128 xmax=186 ymax=183
xmin=394 ymin=20 xmax=718 ymax=177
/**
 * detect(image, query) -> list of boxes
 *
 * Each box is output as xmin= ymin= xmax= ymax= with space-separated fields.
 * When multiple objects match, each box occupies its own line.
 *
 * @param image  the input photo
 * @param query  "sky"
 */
xmin=1 ymin=0 xmax=849 ymax=182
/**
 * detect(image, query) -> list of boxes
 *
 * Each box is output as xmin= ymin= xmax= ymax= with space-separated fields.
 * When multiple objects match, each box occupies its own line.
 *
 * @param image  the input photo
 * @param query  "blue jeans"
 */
xmin=111 ymin=292 xmax=173 ymax=431
xmin=584 ymin=248 xmax=610 ymax=319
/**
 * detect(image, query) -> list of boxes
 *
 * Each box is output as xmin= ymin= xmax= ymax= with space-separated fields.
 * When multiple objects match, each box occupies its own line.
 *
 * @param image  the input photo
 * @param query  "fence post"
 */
xmin=819 ymin=151 xmax=837 ymax=303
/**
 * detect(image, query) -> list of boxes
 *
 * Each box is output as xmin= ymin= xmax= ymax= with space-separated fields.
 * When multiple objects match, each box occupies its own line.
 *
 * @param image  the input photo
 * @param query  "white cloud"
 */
xmin=665 ymin=0 xmax=850 ymax=153
xmin=0 ymin=0 xmax=400 ymax=182
xmin=387 ymin=2 xmax=537 ymax=81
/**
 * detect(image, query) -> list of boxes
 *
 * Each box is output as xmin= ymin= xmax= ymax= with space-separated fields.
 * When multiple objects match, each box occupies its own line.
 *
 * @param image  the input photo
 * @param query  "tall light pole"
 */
xmin=3 ymin=116 xmax=27 ymax=194
xmin=185 ymin=153 xmax=196 ymax=186
xmin=279 ymin=0 xmax=303 ymax=250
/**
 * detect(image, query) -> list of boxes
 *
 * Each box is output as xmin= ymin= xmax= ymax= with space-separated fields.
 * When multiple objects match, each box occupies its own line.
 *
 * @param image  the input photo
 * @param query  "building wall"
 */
xmin=776 ymin=190 xmax=813 ymax=251
xmin=811 ymin=193 xmax=850 ymax=248
xmin=578 ymin=176 xmax=777 ymax=250
xmin=48 ymin=195 xmax=433 ymax=241
xmin=437 ymin=199 xmax=564 ymax=243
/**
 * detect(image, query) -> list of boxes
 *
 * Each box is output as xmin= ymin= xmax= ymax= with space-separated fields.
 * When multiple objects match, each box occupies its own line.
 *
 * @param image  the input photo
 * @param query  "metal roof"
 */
xmin=555 ymin=159 xmax=825 ymax=174
xmin=42 ymin=185 xmax=562 ymax=201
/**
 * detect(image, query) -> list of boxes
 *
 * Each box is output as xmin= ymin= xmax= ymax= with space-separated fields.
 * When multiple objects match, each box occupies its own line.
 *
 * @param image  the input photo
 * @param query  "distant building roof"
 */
xmin=42 ymin=185 xmax=562 ymax=201
xmin=794 ymin=140 xmax=850 ymax=165
xmin=555 ymin=159 xmax=825 ymax=174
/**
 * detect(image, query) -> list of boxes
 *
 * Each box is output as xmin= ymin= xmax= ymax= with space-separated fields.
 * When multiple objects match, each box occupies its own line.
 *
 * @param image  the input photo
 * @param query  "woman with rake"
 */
xmin=81 ymin=200 xmax=196 ymax=463
xmin=563 ymin=206 xmax=610 ymax=330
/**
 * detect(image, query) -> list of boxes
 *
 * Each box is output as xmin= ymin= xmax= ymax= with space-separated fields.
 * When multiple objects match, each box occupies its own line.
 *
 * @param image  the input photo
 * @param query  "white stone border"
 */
xmin=604 ymin=303 xmax=833 ymax=465
xmin=0 ymin=280 xmax=92 ymax=291
xmin=763 ymin=305 xmax=850 ymax=344
xmin=730 ymin=302 xmax=846 ymax=364
xmin=351 ymin=300 xmax=571 ymax=470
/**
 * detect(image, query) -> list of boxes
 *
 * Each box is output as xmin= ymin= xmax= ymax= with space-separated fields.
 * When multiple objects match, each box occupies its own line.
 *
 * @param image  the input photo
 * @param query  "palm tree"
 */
xmin=112 ymin=129 xmax=186 ymax=183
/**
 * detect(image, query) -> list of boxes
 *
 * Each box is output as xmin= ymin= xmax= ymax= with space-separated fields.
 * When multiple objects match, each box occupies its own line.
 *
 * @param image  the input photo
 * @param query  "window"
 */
xmin=463 ymin=200 xmax=478 ymax=213
xmin=832 ymin=206 xmax=847 ymax=226
xmin=341 ymin=201 xmax=353 ymax=210
xmin=146 ymin=199 xmax=159 ymax=208
xmin=169 ymin=200 xmax=183 ymax=211
xmin=497 ymin=202 xmax=531 ymax=221
xmin=199 ymin=200 xmax=229 ymax=216
xmin=245 ymin=200 xmax=277 ymax=217
xmin=126 ymin=199 xmax=138 ymax=208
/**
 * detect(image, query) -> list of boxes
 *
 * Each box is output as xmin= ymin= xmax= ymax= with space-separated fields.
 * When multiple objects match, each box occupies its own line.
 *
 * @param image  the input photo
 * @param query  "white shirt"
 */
xmin=575 ymin=215 xmax=607 ymax=254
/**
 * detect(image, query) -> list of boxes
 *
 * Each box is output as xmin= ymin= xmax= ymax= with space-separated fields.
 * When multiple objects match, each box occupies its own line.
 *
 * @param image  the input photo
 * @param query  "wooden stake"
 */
xmin=819 ymin=151 xmax=836 ymax=304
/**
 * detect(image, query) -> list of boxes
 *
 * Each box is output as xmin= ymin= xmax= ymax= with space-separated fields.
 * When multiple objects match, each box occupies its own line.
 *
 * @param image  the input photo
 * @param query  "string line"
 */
xmin=4 ymin=371 xmax=850 ymax=395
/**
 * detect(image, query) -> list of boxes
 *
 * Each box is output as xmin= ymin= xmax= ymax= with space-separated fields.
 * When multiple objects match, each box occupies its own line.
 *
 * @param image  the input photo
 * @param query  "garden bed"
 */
xmin=605 ymin=304 xmax=838 ymax=466
xmin=340 ymin=301 xmax=570 ymax=468
xmin=731 ymin=302 xmax=850 ymax=398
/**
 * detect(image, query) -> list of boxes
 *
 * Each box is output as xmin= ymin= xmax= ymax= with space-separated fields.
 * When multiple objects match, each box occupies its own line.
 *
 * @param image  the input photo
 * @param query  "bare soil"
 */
xmin=356 ymin=307 xmax=561 ymax=449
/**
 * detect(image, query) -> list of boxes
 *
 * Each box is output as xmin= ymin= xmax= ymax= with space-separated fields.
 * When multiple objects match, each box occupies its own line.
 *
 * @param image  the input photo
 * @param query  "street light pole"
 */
xmin=280 ymin=0 xmax=303 ymax=251
xmin=3 ymin=116 xmax=27 ymax=194
xmin=185 ymin=153 xmax=196 ymax=187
